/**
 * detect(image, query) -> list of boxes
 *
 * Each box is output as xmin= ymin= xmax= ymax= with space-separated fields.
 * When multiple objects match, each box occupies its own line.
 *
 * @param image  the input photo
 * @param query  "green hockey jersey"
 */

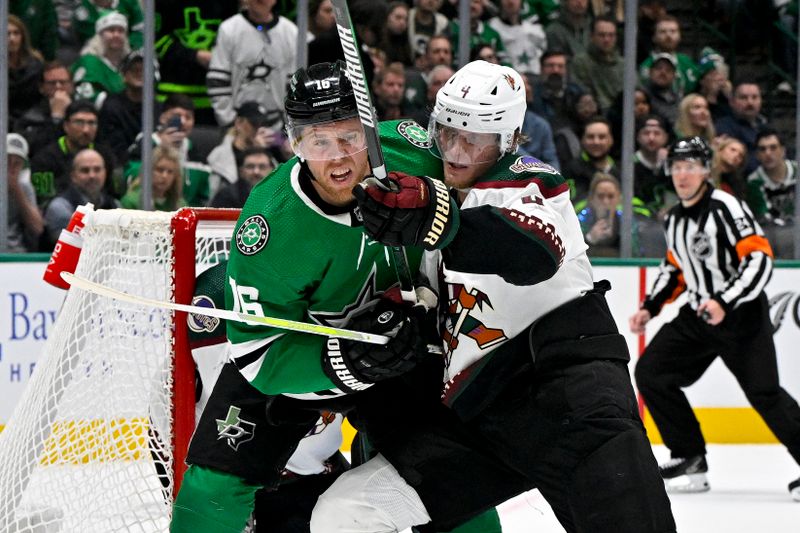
xmin=225 ymin=119 xmax=442 ymax=397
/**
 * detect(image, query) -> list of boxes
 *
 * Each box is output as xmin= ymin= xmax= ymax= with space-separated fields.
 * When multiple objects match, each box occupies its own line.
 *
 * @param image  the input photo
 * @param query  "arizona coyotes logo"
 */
xmin=503 ymin=74 xmax=516 ymax=90
xmin=443 ymin=284 xmax=507 ymax=353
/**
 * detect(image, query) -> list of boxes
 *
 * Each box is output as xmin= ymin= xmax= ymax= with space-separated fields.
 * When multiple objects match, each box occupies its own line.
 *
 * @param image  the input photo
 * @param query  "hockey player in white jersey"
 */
xmin=311 ymin=60 xmax=676 ymax=533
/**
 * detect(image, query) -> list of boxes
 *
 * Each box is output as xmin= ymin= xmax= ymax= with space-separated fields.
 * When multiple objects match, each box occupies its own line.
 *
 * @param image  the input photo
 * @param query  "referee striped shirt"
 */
xmin=642 ymin=186 xmax=774 ymax=316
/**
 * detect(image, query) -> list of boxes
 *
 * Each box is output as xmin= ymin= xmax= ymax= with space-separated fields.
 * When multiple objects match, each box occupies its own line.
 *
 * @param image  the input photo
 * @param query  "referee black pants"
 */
xmin=635 ymin=294 xmax=800 ymax=463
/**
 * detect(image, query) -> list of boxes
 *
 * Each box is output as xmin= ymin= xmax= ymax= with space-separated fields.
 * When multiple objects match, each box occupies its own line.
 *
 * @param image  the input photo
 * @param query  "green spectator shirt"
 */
xmin=746 ymin=160 xmax=798 ymax=222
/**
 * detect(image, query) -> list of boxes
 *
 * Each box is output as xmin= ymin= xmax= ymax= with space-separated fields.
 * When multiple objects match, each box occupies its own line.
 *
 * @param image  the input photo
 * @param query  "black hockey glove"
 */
xmin=321 ymin=298 xmax=429 ymax=394
xmin=353 ymin=172 xmax=459 ymax=251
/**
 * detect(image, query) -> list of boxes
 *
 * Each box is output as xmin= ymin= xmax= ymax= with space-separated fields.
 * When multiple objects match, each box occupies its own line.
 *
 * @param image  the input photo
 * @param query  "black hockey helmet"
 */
xmin=285 ymin=60 xmax=358 ymax=127
xmin=665 ymin=136 xmax=712 ymax=174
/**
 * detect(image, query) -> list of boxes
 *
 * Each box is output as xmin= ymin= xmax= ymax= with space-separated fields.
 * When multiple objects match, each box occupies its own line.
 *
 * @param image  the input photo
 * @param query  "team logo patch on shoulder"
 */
xmin=509 ymin=156 xmax=559 ymax=175
xmin=396 ymin=120 xmax=431 ymax=148
xmin=188 ymin=295 xmax=220 ymax=333
xmin=236 ymin=215 xmax=269 ymax=255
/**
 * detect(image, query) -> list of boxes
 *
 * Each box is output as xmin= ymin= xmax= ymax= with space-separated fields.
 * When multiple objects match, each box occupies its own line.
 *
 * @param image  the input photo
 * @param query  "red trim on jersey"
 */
xmin=472 ymin=179 xmax=570 ymax=198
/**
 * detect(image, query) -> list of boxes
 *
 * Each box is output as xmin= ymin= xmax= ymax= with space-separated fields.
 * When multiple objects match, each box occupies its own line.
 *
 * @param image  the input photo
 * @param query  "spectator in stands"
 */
xmin=555 ymin=92 xmax=599 ymax=169
xmin=209 ymin=147 xmax=275 ymax=208
xmin=4 ymin=134 xmax=44 ymax=253
xmin=747 ymin=128 xmax=797 ymax=225
xmin=8 ymin=14 xmax=44 ymax=121
xmin=207 ymin=2 xmax=298 ymax=129
xmin=674 ymin=93 xmax=716 ymax=143
xmin=469 ymin=42 xmax=500 ymax=63
xmin=638 ymin=15 xmax=698 ymax=96
xmin=636 ymin=0 xmax=667 ymax=62
xmin=642 ymin=53 xmax=680 ymax=126
xmin=126 ymin=94 xmax=211 ymax=207
xmin=403 ymin=34 xmax=453 ymax=113
xmin=72 ymin=0 xmax=144 ymax=50
xmin=714 ymin=81 xmax=767 ymax=174
xmin=747 ymin=128 xmax=797 ymax=258
xmin=520 ymin=74 xmax=560 ymax=169
xmin=577 ymin=172 xmax=623 ymax=257
xmin=121 ymin=145 xmax=185 ymax=211
xmin=562 ymin=116 xmax=619 ymax=201
xmin=381 ymin=2 xmax=414 ymax=66
xmin=634 ymin=114 xmax=673 ymax=216
xmin=544 ymin=0 xmax=591 ymax=59
xmin=576 ymin=172 xmax=666 ymax=258
xmin=406 ymin=63 xmax=454 ymax=127
xmin=591 ymin=0 xmax=624 ymax=22
xmin=446 ymin=0 xmax=507 ymax=65
xmin=14 ymin=60 xmax=74 ymax=155
xmin=71 ymin=11 xmax=129 ymax=105
xmin=98 ymin=50 xmax=148 ymax=165
xmin=374 ymin=63 xmax=409 ymax=121
xmin=606 ymin=87 xmax=652 ymax=158
xmin=711 ymin=136 xmax=748 ymax=199
xmin=44 ymin=148 xmax=120 ymax=245
xmin=487 ymin=0 xmax=548 ymax=77
xmin=207 ymin=102 xmax=285 ymax=202
xmin=696 ymin=46 xmax=732 ymax=120
xmin=10 ymin=0 xmax=58 ymax=60
xmin=571 ymin=16 xmax=624 ymax=112
xmin=155 ymin=0 xmax=239 ymax=125
xmin=308 ymin=0 xmax=336 ymax=39
xmin=30 ymin=100 xmax=116 ymax=209
xmin=408 ymin=0 xmax=450 ymax=61
xmin=531 ymin=48 xmax=585 ymax=132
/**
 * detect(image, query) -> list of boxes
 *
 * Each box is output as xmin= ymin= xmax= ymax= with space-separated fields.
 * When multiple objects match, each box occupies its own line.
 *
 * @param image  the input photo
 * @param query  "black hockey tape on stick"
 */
xmin=331 ymin=0 xmax=417 ymax=302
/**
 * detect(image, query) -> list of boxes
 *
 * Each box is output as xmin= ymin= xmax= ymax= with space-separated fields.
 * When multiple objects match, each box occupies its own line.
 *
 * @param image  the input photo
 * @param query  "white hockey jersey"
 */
xmin=207 ymin=13 xmax=298 ymax=127
xmin=419 ymin=155 xmax=594 ymax=405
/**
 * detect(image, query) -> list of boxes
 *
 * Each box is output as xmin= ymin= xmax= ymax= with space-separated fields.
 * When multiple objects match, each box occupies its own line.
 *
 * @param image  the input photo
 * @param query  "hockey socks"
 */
xmin=171 ymin=465 xmax=260 ymax=533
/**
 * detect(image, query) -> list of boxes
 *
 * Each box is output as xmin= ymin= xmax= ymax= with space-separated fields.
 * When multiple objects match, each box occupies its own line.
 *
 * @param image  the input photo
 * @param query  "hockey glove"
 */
xmin=321 ymin=298 xmax=429 ymax=394
xmin=353 ymin=172 xmax=459 ymax=250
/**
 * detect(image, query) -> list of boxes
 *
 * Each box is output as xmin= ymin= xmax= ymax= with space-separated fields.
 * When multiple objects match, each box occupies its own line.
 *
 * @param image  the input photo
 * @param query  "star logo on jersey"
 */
xmin=690 ymin=231 xmax=713 ymax=260
xmin=309 ymin=267 xmax=379 ymax=328
xmin=235 ymin=215 xmax=269 ymax=255
xmin=442 ymin=284 xmax=507 ymax=356
xmin=246 ymin=58 xmax=274 ymax=82
xmin=397 ymin=120 xmax=432 ymax=148
xmin=216 ymin=406 xmax=255 ymax=451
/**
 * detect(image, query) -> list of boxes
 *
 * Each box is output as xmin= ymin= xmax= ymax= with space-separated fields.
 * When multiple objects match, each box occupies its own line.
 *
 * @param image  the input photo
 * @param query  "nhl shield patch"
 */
xmin=235 ymin=215 xmax=269 ymax=255
xmin=397 ymin=120 xmax=432 ymax=148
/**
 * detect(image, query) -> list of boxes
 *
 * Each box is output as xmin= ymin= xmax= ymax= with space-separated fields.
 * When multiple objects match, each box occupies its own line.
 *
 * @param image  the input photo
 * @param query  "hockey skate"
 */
xmin=659 ymin=455 xmax=710 ymax=493
xmin=790 ymin=477 xmax=800 ymax=502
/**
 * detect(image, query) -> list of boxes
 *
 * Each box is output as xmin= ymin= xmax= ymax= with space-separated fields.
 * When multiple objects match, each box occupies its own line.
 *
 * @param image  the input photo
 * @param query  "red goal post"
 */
xmin=0 ymin=207 xmax=240 ymax=533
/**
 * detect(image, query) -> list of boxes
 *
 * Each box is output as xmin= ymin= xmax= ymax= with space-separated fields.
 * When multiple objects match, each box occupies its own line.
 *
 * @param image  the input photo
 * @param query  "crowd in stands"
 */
xmin=4 ymin=0 xmax=798 ymax=258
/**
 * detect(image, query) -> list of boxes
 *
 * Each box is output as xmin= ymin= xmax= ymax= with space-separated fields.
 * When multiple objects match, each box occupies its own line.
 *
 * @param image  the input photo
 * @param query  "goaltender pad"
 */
xmin=0 ymin=208 xmax=239 ymax=533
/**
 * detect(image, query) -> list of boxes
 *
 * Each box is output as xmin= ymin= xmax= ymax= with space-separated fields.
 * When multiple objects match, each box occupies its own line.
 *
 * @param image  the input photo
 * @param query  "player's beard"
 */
xmin=308 ymin=154 xmax=370 ymax=206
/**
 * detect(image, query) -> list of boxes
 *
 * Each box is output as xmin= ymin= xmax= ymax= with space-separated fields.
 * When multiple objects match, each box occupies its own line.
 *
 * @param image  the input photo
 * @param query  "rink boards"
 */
xmin=1 ymin=256 xmax=799 ymax=445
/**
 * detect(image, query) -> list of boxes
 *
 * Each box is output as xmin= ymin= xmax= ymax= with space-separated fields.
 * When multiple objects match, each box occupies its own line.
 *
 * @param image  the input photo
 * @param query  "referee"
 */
xmin=629 ymin=136 xmax=800 ymax=500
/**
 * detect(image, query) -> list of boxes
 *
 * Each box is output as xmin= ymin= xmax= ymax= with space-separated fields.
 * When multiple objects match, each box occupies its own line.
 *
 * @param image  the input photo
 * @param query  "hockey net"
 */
xmin=0 ymin=207 xmax=240 ymax=533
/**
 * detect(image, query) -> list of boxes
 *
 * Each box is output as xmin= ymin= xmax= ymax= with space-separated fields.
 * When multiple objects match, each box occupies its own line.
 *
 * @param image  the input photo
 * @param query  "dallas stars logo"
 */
xmin=397 ymin=120 xmax=431 ymax=148
xmin=246 ymin=58 xmax=274 ymax=82
xmin=235 ymin=215 xmax=269 ymax=255
xmin=216 ymin=406 xmax=255 ymax=451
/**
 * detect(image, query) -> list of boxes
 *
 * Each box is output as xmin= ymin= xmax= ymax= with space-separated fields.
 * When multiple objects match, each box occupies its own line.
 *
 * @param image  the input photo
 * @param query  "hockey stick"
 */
xmin=61 ymin=272 xmax=390 ymax=345
xmin=330 ymin=0 xmax=417 ymax=303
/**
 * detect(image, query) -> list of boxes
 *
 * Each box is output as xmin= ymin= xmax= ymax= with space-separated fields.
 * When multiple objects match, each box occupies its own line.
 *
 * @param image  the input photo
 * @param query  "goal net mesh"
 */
xmin=0 ymin=208 xmax=237 ymax=533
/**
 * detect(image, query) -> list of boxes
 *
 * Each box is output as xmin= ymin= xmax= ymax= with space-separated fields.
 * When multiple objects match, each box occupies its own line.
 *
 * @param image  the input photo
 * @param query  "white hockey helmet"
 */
xmin=429 ymin=60 xmax=527 ymax=164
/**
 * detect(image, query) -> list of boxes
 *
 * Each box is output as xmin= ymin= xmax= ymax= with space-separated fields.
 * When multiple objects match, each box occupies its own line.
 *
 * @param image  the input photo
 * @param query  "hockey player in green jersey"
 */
xmin=170 ymin=60 xmax=445 ymax=532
